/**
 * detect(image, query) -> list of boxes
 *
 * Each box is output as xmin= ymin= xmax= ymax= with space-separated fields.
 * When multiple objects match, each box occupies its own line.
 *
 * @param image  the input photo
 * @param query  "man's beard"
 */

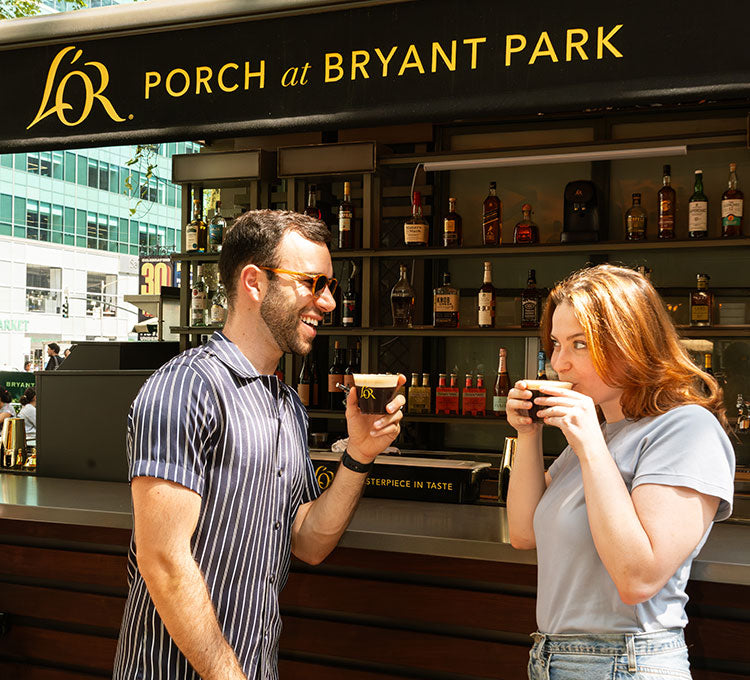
xmin=259 ymin=278 xmax=312 ymax=356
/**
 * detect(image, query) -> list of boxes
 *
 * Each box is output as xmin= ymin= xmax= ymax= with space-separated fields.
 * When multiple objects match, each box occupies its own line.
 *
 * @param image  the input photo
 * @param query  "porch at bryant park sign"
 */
xmin=2 ymin=0 xmax=749 ymax=152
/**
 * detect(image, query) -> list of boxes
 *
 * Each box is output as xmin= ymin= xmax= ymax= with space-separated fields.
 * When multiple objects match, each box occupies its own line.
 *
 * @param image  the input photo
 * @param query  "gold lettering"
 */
xmin=351 ymin=50 xmax=370 ymax=80
xmin=244 ymin=60 xmax=266 ymax=89
xmin=218 ymin=63 xmax=239 ymax=92
xmin=529 ymin=32 xmax=559 ymax=64
xmin=165 ymin=68 xmax=190 ymax=97
xmin=195 ymin=66 xmax=213 ymax=94
xmin=462 ymin=37 xmax=487 ymax=69
xmin=374 ymin=46 xmax=398 ymax=77
xmin=300 ymin=62 xmax=312 ymax=85
xmin=144 ymin=71 xmax=161 ymax=99
xmin=398 ymin=44 xmax=425 ymax=76
xmin=505 ymin=34 xmax=527 ymax=66
xmin=566 ymin=29 xmax=589 ymax=61
xmin=325 ymin=53 xmax=344 ymax=82
xmin=431 ymin=40 xmax=456 ymax=72
xmin=597 ymin=25 xmax=623 ymax=59
xmin=281 ymin=67 xmax=300 ymax=87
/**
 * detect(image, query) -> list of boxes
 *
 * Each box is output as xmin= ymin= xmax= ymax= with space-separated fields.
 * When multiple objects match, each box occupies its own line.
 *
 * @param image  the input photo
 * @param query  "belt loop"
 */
xmin=626 ymin=634 xmax=637 ymax=673
xmin=530 ymin=632 xmax=545 ymax=659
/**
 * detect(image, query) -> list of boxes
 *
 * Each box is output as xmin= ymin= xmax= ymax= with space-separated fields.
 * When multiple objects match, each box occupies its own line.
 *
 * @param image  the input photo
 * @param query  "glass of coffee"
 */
xmin=353 ymin=374 xmax=400 ymax=415
xmin=524 ymin=380 xmax=574 ymax=421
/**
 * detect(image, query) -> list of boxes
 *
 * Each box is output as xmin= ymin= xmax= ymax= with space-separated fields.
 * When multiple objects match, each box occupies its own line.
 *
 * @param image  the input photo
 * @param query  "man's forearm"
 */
xmin=140 ymin=554 xmax=245 ymax=680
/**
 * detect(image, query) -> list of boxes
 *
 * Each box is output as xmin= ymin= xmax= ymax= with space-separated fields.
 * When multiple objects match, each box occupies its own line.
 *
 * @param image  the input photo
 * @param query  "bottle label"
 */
xmin=493 ymin=395 xmax=507 ymax=413
xmin=191 ymin=291 xmax=207 ymax=310
xmin=478 ymin=292 xmax=495 ymax=326
xmin=434 ymin=293 xmax=459 ymax=312
xmin=722 ymin=199 xmax=743 ymax=228
xmin=444 ymin=219 xmax=456 ymax=233
xmin=626 ymin=215 xmax=646 ymax=237
xmin=185 ymin=227 xmax=198 ymax=251
xmin=328 ymin=374 xmax=344 ymax=393
xmin=208 ymin=223 xmax=223 ymax=249
xmin=688 ymin=202 xmax=708 ymax=232
xmin=210 ymin=304 xmax=226 ymax=325
xmin=462 ymin=388 xmax=487 ymax=416
xmin=344 ymin=374 xmax=356 ymax=389
xmin=408 ymin=387 xmax=431 ymax=414
xmin=435 ymin=388 xmax=459 ymax=414
xmin=339 ymin=210 xmax=353 ymax=231
xmin=691 ymin=304 xmax=710 ymax=322
xmin=404 ymin=220 xmax=429 ymax=244
xmin=297 ymin=384 xmax=310 ymax=406
xmin=522 ymin=298 xmax=539 ymax=323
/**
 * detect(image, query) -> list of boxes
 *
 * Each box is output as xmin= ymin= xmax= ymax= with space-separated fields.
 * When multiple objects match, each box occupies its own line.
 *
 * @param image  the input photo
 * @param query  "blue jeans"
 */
xmin=528 ymin=629 xmax=691 ymax=679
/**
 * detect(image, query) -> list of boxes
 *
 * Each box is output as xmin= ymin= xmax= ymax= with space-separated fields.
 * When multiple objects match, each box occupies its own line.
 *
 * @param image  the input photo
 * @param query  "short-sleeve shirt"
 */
xmin=113 ymin=331 xmax=320 ymax=680
xmin=534 ymin=404 xmax=734 ymax=634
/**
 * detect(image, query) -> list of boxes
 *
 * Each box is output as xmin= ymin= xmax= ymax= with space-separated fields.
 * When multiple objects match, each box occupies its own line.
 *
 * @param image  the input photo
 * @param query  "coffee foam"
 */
xmin=524 ymin=379 xmax=573 ymax=391
xmin=353 ymin=373 xmax=399 ymax=388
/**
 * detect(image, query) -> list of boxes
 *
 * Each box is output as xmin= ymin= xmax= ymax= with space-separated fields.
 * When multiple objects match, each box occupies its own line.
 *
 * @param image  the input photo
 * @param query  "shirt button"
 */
xmin=273 ymin=521 xmax=280 ymax=530
xmin=269 ymin=575 xmax=276 ymax=583
xmin=277 ymin=469 xmax=283 ymax=477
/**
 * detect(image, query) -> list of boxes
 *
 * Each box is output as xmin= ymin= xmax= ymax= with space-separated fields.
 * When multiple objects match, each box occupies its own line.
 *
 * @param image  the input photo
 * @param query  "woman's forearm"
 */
xmin=506 ymin=429 xmax=546 ymax=549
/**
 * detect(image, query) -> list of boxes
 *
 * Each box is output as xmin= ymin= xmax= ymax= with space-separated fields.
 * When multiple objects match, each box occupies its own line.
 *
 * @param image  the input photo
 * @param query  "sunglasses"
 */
xmin=259 ymin=267 xmax=338 ymax=298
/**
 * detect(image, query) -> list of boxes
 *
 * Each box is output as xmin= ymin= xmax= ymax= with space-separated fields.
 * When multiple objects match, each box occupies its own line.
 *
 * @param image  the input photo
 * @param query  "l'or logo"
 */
xmin=27 ymin=45 xmax=127 ymax=130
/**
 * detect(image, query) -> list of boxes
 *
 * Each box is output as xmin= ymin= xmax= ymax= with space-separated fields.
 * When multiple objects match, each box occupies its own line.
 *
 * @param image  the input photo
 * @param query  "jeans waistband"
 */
xmin=531 ymin=629 xmax=686 ymax=658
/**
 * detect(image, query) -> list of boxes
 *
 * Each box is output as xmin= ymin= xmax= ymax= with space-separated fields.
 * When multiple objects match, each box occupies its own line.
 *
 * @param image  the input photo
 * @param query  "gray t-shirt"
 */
xmin=534 ymin=404 xmax=734 ymax=634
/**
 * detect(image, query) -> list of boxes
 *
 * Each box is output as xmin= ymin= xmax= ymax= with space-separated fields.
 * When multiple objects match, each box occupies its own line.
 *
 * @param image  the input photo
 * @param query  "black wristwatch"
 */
xmin=340 ymin=450 xmax=374 ymax=474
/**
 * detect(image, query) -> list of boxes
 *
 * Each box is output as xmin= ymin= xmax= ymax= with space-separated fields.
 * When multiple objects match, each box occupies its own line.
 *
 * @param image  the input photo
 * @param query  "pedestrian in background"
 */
xmin=45 ymin=343 xmax=62 ymax=370
xmin=18 ymin=388 xmax=36 ymax=445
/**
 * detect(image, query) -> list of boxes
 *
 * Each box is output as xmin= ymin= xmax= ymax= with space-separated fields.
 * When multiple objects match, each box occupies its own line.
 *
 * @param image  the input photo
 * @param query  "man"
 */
xmin=113 ymin=210 xmax=404 ymax=680
xmin=44 ymin=343 xmax=62 ymax=370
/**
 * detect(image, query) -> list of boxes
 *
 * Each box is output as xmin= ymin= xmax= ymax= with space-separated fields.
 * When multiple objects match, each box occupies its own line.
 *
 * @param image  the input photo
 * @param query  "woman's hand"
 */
xmin=535 ymin=384 xmax=605 ymax=457
xmin=506 ymin=380 xmax=543 ymax=436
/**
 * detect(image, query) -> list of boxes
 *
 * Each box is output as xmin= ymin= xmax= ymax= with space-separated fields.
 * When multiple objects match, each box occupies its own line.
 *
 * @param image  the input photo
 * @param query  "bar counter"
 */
xmin=0 ymin=474 xmax=748 ymax=585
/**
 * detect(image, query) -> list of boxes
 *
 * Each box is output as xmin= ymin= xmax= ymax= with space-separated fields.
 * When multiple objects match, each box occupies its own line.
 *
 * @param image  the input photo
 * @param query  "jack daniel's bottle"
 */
xmin=521 ymin=269 xmax=541 ymax=328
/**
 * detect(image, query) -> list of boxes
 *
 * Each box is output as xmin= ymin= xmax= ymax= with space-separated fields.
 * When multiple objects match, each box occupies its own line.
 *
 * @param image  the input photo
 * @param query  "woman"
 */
xmin=507 ymin=264 xmax=734 ymax=679
xmin=18 ymin=387 xmax=36 ymax=445
xmin=0 ymin=387 xmax=14 ymax=426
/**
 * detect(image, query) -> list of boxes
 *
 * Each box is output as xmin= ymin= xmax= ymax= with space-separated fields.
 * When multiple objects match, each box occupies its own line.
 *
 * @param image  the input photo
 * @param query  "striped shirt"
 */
xmin=113 ymin=331 xmax=320 ymax=680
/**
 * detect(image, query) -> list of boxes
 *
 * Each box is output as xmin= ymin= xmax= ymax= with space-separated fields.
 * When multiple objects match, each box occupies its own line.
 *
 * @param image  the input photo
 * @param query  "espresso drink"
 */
xmin=524 ymin=380 xmax=573 ymax=421
xmin=353 ymin=374 xmax=400 ymax=414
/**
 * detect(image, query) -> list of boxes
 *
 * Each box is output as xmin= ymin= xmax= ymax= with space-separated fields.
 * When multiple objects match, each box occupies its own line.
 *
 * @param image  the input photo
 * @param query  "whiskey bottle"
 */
xmin=433 ymin=272 xmax=459 ymax=328
xmin=477 ymin=261 xmax=495 ymax=328
xmin=208 ymin=201 xmax=226 ymax=253
xmin=328 ymin=340 xmax=347 ymax=409
xmin=689 ymin=274 xmax=713 ymax=327
xmin=482 ymin=181 xmax=501 ymax=246
xmin=209 ymin=283 xmax=227 ymax=327
xmin=185 ymin=199 xmax=205 ymax=252
xmin=341 ymin=270 xmax=358 ymax=328
xmin=391 ymin=264 xmax=415 ymax=327
xmin=703 ymin=352 xmax=714 ymax=376
xmin=513 ymin=203 xmax=539 ymax=244
xmin=688 ymin=170 xmax=709 ymax=239
xmin=625 ymin=193 xmax=647 ymax=241
xmin=658 ymin=165 xmax=676 ymax=240
xmin=536 ymin=350 xmax=547 ymax=380
xmin=443 ymin=197 xmax=463 ymax=247
xmin=521 ymin=269 xmax=541 ymax=328
xmin=297 ymin=353 xmax=313 ymax=407
xmin=190 ymin=265 xmax=208 ymax=327
xmin=493 ymin=348 xmax=510 ymax=416
xmin=304 ymin=184 xmax=322 ymax=220
xmin=343 ymin=342 xmax=360 ymax=389
xmin=404 ymin=191 xmax=429 ymax=247
xmin=338 ymin=181 xmax=354 ymax=249
xmin=721 ymin=162 xmax=743 ymax=237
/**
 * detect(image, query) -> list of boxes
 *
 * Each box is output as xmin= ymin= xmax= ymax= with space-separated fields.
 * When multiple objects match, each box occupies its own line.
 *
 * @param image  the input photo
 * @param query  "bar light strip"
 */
xmin=421 ymin=145 xmax=688 ymax=172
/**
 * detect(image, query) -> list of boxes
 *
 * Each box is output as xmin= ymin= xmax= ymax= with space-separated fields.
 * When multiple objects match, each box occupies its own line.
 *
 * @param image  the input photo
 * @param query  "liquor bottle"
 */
xmin=338 ymin=181 xmax=354 ymax=249
xmin=391 ymin=264 xmax=415 ymax=327
xmin=435 ymin=373 xmax=451 ymax=415
xmin=493 ymin=348 xmax=510 ymax=416
xmin=688 ymin=170 xmax=709 ymax=239
xmin=536 ymin=350 xmax=547 ymax=380
xmin=689 ymin=274 xmax=714 ymax=327
xmin=297 ymin=353 xmax=313 ymax=407
xmin=625 ymin=193 xmax=647 ymax=241
xmin=513 ymin=203 xmax=539 ymax=244
xmin=443 ymin=197 xmax=463 ymax=247
xmin=433 ymin=272 xmax=459 ymax=328
xmin=190 ymin=265 xmax=208 ymax=327
xmin=208 ymin=201 xmax=225 ymax=253
xmin=721 ymin=162 xmax=743 ymax=237
xmin=341 ymin=272 xmax=357 ymax=327
xmin=477 ymin=261 xmax=496 ymax=328
xmin=404 ymin=191 xmax=429 ymax=247
xmin=304 ymin=184 xmax=322 ymax=220
xmin=521 ymin=269 xmax=542 ymax=328
xmin=328 ymin=340 xmax=347 ymax=409
xmin=185 ymin=199 xmax=205 ymax=252
xmin=482 ymin=181 xmax=501 ymax=246
xmin=703 ymin=352 xmax=714 ymax=376
xmin=343 ymin=343 xmax=360 ymax=389
xmin=657 ymin=165 xmax=676 ymax=240
xmin=209 ymin=283 xmax=227 ymax=327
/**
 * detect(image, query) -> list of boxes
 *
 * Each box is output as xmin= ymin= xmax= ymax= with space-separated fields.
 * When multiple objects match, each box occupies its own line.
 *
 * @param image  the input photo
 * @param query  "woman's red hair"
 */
xmin=540 ymin=264 xmax=728 ymax=430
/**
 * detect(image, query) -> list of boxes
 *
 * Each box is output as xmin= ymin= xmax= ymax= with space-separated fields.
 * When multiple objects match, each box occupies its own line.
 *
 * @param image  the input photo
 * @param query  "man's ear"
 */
xmin=238 ymin=264 xmax=265 ymax=303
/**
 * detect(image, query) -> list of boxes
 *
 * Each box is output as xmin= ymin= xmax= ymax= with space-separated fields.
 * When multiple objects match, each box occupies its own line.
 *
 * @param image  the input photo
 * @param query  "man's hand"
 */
xmin=344 ymin=374 xmax=406 ymax=463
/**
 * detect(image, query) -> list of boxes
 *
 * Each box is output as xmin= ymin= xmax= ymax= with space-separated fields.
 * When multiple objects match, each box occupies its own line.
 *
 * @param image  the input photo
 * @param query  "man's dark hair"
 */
xmin=219 ymin=210 xmax=330 ymax=304
xmin=48 ymin=342 xmax=60 ymax=354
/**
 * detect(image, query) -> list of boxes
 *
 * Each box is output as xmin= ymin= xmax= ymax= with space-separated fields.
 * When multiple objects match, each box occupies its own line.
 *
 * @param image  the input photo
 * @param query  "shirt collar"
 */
xmin=206 ymin=331 xmax=261 ymax=380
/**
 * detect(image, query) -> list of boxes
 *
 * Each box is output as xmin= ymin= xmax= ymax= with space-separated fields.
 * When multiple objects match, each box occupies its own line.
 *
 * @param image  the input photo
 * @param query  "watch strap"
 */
xmin=340 ymin=450 xmax=374 ymax=474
